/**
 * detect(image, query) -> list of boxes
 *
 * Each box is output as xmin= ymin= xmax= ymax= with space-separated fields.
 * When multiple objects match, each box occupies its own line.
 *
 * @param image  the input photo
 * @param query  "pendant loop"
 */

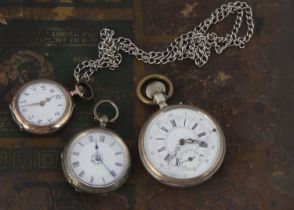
xmin=93 ymin=100 xmax=119 ymax=127
xmin=70 ymin=82 xmax=94 ymax=100
xmin=136 ymin=74 xmax=174 ymax=106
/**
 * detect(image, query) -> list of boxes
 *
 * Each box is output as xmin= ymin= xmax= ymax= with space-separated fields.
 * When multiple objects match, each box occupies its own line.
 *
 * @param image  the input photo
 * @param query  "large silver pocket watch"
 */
xmin=137 ymin=74 xmax=226 ymax=187
xmin=10 ymin=79 xmax=94 ymax=134
xmin=61 ymin=100 xmax=131 ymax=194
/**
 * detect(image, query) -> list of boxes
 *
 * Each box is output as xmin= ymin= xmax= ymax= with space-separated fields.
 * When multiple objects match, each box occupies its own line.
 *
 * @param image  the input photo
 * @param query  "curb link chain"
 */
xmin=73 ymin=1 xmax=254 ymax=82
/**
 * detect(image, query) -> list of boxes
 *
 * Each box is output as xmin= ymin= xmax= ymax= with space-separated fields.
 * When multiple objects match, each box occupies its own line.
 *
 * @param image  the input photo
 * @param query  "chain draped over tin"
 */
xmin=73 ymin=1 xmax=254 ymax=82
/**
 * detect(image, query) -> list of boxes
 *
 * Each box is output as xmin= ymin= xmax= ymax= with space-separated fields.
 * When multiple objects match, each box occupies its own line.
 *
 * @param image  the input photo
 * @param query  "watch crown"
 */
xmin=145 ymin=81 xmax=166 ymax=99
xmin=145 ymin=81 xmax=168 ymax=109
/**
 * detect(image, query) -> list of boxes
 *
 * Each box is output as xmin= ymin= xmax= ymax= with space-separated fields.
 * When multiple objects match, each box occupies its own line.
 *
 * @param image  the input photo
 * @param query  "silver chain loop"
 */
xmin=73 ymin=1 xmax=254 ymax=82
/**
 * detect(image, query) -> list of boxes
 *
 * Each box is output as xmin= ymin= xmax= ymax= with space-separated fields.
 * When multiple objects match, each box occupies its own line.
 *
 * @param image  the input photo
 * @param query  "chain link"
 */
xmin=73 ymin=1 xmax=254 ymax=82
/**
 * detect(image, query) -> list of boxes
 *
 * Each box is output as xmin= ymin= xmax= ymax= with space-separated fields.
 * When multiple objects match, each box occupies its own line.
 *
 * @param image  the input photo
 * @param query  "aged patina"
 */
xmin=0 ymin=0 xmax=293 ymax=210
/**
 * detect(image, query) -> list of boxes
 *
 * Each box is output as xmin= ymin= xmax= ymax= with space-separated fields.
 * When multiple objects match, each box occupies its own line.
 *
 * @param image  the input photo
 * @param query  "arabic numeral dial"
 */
xmin=16 ymin=80 xmax=68 ymax=126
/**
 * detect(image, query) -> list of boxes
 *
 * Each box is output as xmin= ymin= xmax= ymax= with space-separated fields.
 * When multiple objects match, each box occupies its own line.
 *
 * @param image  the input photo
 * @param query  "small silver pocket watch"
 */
xmin=10 ymin=79 xmax=94 ymax=134
xmin=137 ymin=74 xmax=226 ymax=187
xmin=61 ymin=100 xmax=131 ymax=194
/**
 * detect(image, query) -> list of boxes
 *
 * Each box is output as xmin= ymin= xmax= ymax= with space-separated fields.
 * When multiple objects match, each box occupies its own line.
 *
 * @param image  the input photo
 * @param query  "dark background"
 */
xmin=0 ymin=0 xmax=293 ymax=210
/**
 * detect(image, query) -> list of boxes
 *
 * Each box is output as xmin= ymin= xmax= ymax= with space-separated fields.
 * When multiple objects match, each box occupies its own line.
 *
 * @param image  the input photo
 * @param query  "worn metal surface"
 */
xmin=0 ymin=0 xmax=293 ymax=210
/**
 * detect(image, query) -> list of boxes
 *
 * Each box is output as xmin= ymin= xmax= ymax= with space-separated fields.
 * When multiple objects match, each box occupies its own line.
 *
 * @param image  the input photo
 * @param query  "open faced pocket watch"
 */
xmin=10 ymin=79 xmax=94 ymax=134
xmin=61 ymin=100 xmax=131 ymax=194
xmin=136 ymin=74 xmax=226 ymax=187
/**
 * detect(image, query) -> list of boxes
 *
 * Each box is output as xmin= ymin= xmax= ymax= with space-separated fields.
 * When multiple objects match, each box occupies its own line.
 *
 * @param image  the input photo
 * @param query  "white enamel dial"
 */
xmin=64 ymin=129 xmax=130 ymax=191
xmin=16 ymin=80 xmax=68 ymax=126
xmin=140 ymin=105 xmax=225 ymax=184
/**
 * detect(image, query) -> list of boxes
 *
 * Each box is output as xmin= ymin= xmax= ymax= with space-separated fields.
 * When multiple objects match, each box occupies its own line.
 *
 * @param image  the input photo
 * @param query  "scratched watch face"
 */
xmin=16 ymin=80 xmax=68 ymax=126
xmin=141 ymin=106 xmax=225 ymax=180
xmin=66 ymin=129 xmax=130 ymax=188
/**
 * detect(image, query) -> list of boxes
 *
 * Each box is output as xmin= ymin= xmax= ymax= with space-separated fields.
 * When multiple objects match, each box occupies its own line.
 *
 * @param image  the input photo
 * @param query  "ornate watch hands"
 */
xmin=170 ymin=138 xmax=207 ymax=166
xmin=171 ymin=139 xmax=187 ymax=161
xmin=185 ymin=138 xmax=208 ymax=148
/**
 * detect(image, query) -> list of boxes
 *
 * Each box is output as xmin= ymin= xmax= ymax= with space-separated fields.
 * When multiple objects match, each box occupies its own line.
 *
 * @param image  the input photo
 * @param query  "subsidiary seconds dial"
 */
xmin=136 ymin=74 xmax=226 ymax=187
xmin=139 ymin=105 xmax=226 ymax=187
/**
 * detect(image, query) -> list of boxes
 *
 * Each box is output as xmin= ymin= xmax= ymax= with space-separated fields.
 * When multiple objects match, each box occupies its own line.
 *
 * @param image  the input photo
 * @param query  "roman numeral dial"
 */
xmin=141 ymin=106 xmax=225 ymax=185
xmin=63 ymin=129 xmax=131 ymax=193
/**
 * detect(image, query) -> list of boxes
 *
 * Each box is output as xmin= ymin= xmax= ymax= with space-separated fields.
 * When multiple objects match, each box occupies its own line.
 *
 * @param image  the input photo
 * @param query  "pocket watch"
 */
xmin=10 ymin=79 xmax=94 ymax=134
xmin=61 ymin=100 xmax=131 ymax=194
xmin=136 ymin=74 xmax=226 ymax=187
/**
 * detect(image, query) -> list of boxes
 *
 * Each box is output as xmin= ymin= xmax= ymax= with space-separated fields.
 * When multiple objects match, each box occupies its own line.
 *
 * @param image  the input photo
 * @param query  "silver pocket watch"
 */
xmin=10 ymin=79 xmax=94 ymax=134
xmin=137 ymin=74 xmax=226 ymax=187
xmin=61 ymin=100 xmax=131 ymax=194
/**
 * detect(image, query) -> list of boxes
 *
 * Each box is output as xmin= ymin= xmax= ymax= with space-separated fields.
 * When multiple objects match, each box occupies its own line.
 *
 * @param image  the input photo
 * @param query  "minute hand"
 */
xmin=19 ymin=95 xmax=59 ymax=108
xmin=19 ymin=102 xmax=42 ymax=108
xmin=100 ymin=159 xmax=116 ymax=177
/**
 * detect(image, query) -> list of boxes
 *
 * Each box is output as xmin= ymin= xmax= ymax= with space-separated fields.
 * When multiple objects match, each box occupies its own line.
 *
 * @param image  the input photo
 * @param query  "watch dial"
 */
xmin=17 ymin=80 xmax=68 ymax=126
xmin=67 ymin=130 xmax=129 ymax=188
xmin=142 ymin=106 xmax=225 ymax=180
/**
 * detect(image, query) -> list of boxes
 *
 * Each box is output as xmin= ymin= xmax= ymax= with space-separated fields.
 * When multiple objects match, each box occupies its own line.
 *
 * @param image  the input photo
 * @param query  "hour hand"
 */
xmin=171 ymin=138 xmax=187 ymax=156
xmin=95 ymin=140 xmax=99 ymax=150
xmin=185 ymin=138 xmax=199 ymax=144
xmin=46 ymin=95 xmax=60 ymax=101
xmin=43 ymin=95 xmax=60 ymax=104
xmin=95 ymin=140 xmax=99 ymax=156
xmin=185 ymin=138 xmax=207 ymax=148
xmin=170 ymin=138 xmax=186 ymax=161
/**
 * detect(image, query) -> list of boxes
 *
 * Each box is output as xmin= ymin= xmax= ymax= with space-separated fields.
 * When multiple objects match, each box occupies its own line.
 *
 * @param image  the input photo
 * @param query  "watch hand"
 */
xmin=42 ymin=95 xmax=60 ymax=104
xmin=93 ymin=149 xmax=114 ymax=176
xmin=170 ymin=138 xmax=186 ymax=163
xmin=99 ymin=157 xmax=114 ymax=176
xmin=171 ymin=138 xmax=186 ymax=158
xmin=172 ymin=138 xmax=204 ymax=164
xmin=186 ymin=139 xmax=208 ymax=148
xmin=186 ymin=138 xmax=199 ymax=144
xmin=101 ymin=161 xmax=111 ymax=172
xmin=19 ymin=102 xmax=42 ymax=108
xmin=19 ymin=95 xmax=59 ymax=108
xmin=179 ymin=156 xmax=196 ymax=165
xmin=95 ymin=140 xmax=99 ymax=157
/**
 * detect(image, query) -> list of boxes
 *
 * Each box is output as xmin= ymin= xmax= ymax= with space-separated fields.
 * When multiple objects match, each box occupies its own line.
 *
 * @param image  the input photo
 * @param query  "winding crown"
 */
xmin=146 ymin=81 xmax=166 ymax=99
